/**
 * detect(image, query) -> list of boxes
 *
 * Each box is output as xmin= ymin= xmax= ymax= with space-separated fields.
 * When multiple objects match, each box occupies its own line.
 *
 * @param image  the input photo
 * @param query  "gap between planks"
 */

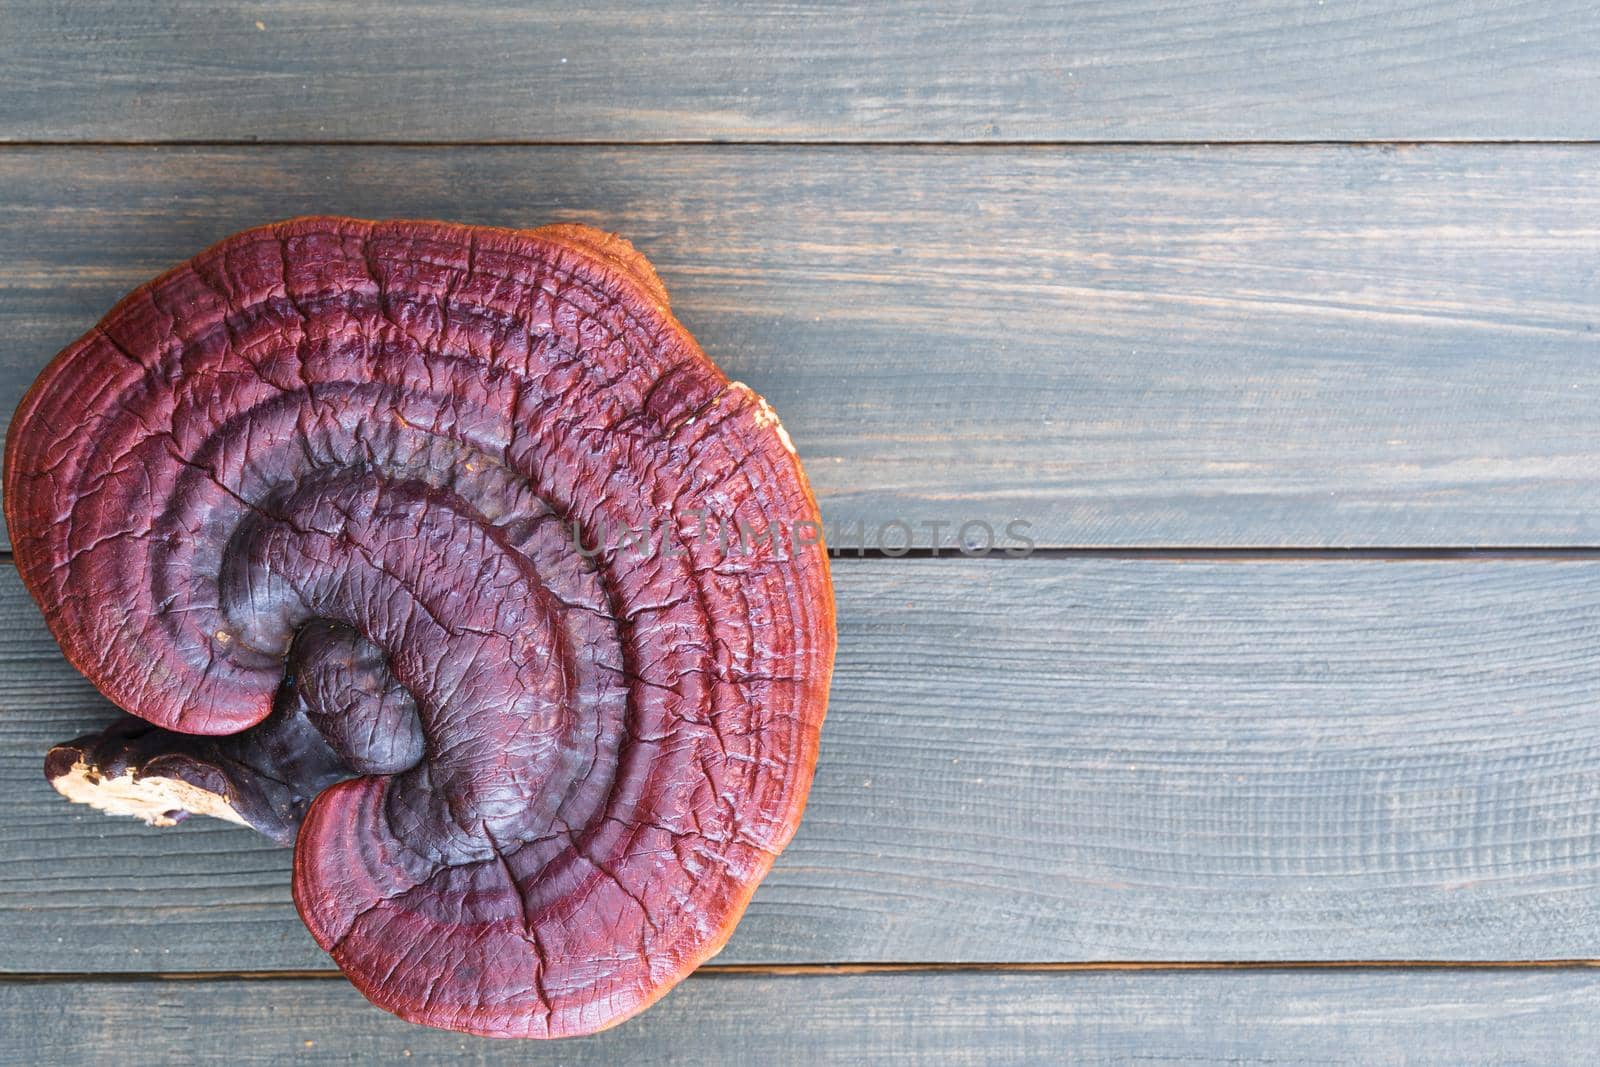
xmin=12 ymin=549 xmax=1600 ymax=566
xmin=6 ymin=961 xmax=1600 ymax=985
xmin=827 ymin=547 xmax=1600 ymax=562
xmin=11 ymin=140 xmax=1600 ymax=150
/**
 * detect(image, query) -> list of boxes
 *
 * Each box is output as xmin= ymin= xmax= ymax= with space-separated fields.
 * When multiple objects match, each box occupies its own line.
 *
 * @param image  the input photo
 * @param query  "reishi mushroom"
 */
xmin=6 ymin=217 xmax=835 ymax=1037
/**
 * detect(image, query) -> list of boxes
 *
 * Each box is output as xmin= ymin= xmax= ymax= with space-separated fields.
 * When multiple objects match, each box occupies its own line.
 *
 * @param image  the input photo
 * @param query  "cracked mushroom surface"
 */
xmin=6 ymin=217 xmax=835 ymax=1038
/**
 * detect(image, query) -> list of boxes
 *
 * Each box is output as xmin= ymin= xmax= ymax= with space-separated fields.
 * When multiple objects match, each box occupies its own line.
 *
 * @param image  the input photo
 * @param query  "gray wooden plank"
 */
xmin=7 ymin=968 xmax=1600 ymax=1065
xmin=7 ymin=2 xmax=1600 ymax=143
xmin=7 ymin=557 xmax=1600 ymax=972
xmin=7 ymin=145 xmax=1600 ymax=549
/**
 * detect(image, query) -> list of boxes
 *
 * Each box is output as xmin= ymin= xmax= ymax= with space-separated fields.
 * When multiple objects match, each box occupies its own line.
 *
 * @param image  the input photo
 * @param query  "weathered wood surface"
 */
xmin=9 ymin=557 xmax=1600 ymax=972
xmin=7 ymin=2 xmax=1600 ymax=144
xmin=8 ymin=7 xmax=1600 ymax=1053
xmin=10 ymin=969 xmax=1600 ymax=1064
xmin=8 ymin=145 xmax=1600 ymax=550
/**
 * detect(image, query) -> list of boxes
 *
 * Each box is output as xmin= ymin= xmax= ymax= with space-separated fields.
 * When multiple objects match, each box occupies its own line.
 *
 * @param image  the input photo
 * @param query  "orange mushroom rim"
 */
xmin=8 ymin=217 xmax=837 ymax=1038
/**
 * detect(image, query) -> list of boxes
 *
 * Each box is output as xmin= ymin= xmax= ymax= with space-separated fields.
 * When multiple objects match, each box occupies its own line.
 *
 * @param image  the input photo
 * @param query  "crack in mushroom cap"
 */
xmin=6 ymin=217 xmax=836 ymax=1038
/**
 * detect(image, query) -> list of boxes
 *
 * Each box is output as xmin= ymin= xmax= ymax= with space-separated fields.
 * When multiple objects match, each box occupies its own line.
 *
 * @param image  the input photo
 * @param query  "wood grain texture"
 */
xmin=8 ymin=557 xmax=1600 ymax=972
xmin=7 ymin=2 xmax=1600 ymax=143
xmin=7 ymin=145 xmax=1600 ymax=549
xmin=9 ymin=969 xmax=1600 ymax=1064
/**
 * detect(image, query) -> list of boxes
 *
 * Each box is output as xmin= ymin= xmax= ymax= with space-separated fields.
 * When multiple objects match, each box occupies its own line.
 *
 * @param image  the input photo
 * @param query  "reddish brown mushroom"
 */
xmin=7 ymin=218 xmax=835 ymax=1037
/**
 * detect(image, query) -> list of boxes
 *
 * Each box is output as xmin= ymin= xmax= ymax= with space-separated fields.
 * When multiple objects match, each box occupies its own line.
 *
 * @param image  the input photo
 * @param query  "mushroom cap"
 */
xmin=6 ymin=218 xmax=835 ymax=1037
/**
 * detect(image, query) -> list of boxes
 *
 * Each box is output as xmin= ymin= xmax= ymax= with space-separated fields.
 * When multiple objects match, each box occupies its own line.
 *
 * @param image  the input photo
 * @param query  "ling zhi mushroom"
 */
xmin=6 ymin=218 xmax=835 ymax=1038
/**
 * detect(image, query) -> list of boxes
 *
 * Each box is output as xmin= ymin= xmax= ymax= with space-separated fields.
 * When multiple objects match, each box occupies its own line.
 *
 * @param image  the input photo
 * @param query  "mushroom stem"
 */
xmin=45 ymin=686 xmax=354 ymax=846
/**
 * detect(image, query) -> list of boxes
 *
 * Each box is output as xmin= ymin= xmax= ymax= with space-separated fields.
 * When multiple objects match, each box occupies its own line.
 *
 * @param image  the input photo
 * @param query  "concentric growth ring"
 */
xmin=7 ymin=218 xmax=835 ymax=1038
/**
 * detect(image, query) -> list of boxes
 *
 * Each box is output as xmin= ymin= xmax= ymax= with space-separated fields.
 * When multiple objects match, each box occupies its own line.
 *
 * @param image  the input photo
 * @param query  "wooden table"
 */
xmin=7 ymin=3 xmax=1600 ymax=1062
